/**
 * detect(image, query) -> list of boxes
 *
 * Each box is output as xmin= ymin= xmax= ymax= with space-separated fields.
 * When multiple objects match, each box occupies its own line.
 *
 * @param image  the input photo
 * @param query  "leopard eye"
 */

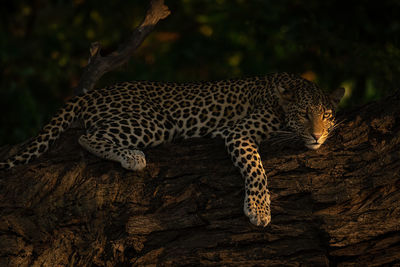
xmin=323 ymin=110 xmax=332 ymax=119
xmin=304 ymin=108 xmax=311 ymax=121
xmin=307 ymin=111 xmax=313 ymax=121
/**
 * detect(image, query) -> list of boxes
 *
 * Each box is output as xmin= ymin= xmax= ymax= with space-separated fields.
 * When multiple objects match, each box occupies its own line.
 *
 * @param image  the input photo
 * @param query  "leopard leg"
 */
xmin=219 ymin=107 xmax=279 ymax=227
xmin=225 ymin=133 xmax=271 ymax=226
xmin=79 ymin=133 xmax=146 ymax=171
xmin=79 ymin=108 xmax=176 ymax=171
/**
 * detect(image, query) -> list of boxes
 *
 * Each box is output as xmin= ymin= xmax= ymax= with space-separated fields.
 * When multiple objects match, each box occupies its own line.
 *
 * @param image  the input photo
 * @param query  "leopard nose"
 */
xmin=311 ymin=133 xmax=322 ymax=141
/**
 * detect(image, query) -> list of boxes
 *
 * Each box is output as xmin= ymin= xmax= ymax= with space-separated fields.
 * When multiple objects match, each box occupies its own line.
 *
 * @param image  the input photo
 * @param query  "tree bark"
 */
xmin=1 ymin=90 xmax=399 ymax=266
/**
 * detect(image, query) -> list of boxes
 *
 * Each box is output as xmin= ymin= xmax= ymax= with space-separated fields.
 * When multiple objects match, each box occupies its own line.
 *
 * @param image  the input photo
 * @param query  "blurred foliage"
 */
xmin=1 ymin=0 xmax=400 ymax=144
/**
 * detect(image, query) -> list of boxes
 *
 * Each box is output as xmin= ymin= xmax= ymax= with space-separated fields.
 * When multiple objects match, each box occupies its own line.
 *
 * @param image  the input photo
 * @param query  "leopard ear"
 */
xmin=276 ymin=85 xmax=295 ymax=111
xmin=277 ymin=85 xmax=295 ymax=103
xmin=330 ymin=87 xmax=345 ymax=107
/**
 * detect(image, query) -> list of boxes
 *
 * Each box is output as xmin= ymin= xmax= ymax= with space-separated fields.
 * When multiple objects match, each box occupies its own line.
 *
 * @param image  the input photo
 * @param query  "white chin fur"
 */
xmin=305 ymin=143 xmax=321 ymax=150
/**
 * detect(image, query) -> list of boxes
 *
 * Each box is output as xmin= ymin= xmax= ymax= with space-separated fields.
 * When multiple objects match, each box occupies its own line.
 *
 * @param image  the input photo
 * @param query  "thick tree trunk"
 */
xmin=1 ymin=90 xmax=400 ymax=266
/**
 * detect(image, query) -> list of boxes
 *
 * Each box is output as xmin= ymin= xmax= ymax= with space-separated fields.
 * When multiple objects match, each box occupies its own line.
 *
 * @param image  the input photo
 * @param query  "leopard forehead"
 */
xmin=288 ymin=84 xmax=336 ymax=120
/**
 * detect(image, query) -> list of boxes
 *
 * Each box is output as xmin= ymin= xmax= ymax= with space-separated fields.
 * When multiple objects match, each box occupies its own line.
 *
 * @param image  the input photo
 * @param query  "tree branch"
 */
xmin=1 ymin=90 xmax=400 ymax=266
xmin=74 ymin=0 xmax=170 ymax=95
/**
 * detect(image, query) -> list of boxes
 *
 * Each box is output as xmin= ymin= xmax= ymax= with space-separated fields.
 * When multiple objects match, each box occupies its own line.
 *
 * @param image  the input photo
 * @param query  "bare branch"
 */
xmin=74 ymin=0 xmax=171 ymax=95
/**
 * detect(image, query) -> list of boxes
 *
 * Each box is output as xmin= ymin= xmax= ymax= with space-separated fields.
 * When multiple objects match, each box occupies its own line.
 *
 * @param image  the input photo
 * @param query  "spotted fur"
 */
xmin=0 ymin=72 xmax=344 ymax=226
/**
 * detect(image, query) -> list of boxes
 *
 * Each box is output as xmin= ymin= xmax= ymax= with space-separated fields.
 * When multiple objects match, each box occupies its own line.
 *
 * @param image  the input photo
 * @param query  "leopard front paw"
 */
xmin=120 ymin=150 xmax=146 ymax=171
xmin=243 ymin=191 xmax=271 ymax=227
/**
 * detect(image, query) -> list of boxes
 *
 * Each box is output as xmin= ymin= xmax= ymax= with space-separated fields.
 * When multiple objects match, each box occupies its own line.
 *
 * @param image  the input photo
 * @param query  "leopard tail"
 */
xmin=0 ymin=96 xmax=83 ymax=170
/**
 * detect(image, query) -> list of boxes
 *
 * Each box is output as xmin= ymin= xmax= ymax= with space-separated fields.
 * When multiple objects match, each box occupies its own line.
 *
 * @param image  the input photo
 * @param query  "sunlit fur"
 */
xmin=277 ymin=76 xmax=342 ymax=150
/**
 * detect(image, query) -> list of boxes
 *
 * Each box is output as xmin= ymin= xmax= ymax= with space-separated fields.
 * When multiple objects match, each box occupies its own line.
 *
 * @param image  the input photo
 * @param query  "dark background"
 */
xmin=1 ymin=0 xmax=400 ymax=145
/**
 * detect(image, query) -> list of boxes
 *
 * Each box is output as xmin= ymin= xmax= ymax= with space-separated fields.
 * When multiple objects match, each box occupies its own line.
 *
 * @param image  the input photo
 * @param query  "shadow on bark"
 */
xmin=1 ymin=90 xmax=399 ymax=266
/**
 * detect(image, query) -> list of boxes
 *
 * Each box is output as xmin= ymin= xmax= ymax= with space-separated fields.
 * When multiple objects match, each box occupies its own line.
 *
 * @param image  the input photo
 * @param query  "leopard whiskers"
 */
xmin=329 ymin=118 xmax=347 ymax=132
xmin=326 ymin=118 xmax=347 ymax=140
xmin=268 ymin=131 xmax=298 ymax=146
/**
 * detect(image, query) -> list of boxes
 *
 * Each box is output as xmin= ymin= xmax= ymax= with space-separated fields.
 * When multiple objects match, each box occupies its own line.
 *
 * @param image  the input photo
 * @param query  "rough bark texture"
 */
xmin=1 ymin=90 xmax=400 ymax=266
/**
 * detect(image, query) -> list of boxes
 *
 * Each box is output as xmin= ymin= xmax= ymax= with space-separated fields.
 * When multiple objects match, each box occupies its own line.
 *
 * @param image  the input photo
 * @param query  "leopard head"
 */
xmin=275 ymin=74 xmax=345 ymax=150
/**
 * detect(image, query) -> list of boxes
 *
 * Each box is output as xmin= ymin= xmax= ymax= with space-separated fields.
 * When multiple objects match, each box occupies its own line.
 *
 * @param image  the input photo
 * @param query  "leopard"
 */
xmin=0 ymin=72 xmax=344 ymax=227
